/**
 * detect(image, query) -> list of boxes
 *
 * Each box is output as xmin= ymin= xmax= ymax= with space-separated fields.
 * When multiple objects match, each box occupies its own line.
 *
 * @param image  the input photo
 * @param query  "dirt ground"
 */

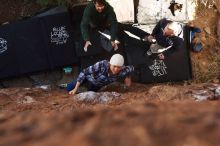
xmin=0 ymin=83 xmax=220 ymax=146
xmin=1 ymin=0 xmax=220 ymax=146
xmin=0 ymin=0 xmax=42 ymax=24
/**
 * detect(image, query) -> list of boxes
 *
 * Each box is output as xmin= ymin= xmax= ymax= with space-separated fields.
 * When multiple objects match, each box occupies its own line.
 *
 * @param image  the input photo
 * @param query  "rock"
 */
xmin=215 ymin=87 xmax=220 ymax=98
xmin=204 ymin=83 xmax=219 ymax=91
xmin=75 ymin=91 xmax=97 ymax=103
xmin=193 ymin=94 xmax=210 ymax=102
xmin=35 ymin=85 xmax=51 ymax=90
xmin=99 ymin=92 xmax=121 ymax=104
xmin=18 ymin=96 xmax=36 ymax=104
xmin=192 ymin=84 xmax=220 ymax=101
xmin=74 ymin=91 xmax=121 ymax=104
xmin=192 ymin=90 xmax=214 ymax=102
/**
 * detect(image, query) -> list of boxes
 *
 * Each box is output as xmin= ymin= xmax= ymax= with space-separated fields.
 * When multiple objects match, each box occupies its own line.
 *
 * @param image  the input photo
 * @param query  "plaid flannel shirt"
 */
xmin=77 ymin=60 xmax=134 ymax=86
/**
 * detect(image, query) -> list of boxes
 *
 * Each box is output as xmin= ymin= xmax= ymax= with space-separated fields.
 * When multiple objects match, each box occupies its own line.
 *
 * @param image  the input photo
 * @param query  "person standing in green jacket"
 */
xmin=80 ymin=0 xmax=118 ymax=52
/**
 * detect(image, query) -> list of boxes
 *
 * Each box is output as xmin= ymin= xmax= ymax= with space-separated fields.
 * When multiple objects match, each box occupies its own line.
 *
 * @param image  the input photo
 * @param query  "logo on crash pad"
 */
xmin=51 ymin=26 xmax=69 ymax=45
xmin=149 ymin=59 xmax=167 ymax=76
xmin=0 ymin=38 xmax=7 ymax=54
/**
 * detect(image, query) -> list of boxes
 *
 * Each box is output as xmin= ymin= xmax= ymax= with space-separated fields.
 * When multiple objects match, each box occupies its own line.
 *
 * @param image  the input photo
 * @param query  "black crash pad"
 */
xmin=13 ymin=19 xmax=49 ymax=74
xmin=40 ymin=11 xmax=78 ymax=68
xmin=0 ymin=24 xmax=19 ymax=79
xmin=0 ymin=6 xmax=78 ymax=79
xmin=124 ymin=26 xmax=192 ymax=83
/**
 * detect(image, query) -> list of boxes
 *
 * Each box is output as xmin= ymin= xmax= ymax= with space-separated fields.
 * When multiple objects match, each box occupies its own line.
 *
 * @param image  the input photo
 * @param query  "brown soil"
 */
xmin=1 ymin=83 xmax=220 ymax=146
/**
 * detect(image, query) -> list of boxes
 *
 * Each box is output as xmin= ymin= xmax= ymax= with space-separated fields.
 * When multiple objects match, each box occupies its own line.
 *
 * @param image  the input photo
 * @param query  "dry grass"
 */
xmin=190 ymin=0 xmax=220 ymax=83
xmin=191 ymin=51 xmax=220 ymax=82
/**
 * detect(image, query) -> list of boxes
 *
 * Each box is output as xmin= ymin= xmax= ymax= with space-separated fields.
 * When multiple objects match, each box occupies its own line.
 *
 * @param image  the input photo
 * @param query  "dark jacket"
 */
xmin=151 ymin=18 xmax=183 ymax=56
xmin=80 ymin=2 xmax=118 ymax=41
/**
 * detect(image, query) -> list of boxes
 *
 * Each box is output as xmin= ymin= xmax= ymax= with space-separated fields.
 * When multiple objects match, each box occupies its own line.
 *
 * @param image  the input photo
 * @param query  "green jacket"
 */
xmin=80 ymin=2 xmax=118 ymax=41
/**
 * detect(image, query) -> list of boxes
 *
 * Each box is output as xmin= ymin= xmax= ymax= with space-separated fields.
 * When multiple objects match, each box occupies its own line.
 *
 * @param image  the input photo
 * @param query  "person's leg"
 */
xmin=190 ymin=27 xmax=203 ymax=52
xmin=100 ymin=29 xmax=113 ymax=52
xmin=67 ymin=78 xmax=102 ymax=92
xmin=86 ymin=81 xmax=102 ymax=92
xmin=66 ymin=79 xmax=77 ymax=92
xmin=190 ymin=27 xmax=201 ymax=42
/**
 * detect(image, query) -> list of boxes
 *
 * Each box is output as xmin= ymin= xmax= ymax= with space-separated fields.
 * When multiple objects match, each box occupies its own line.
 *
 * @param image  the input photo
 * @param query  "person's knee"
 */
xmin=87 ymin=82 xmax=101 ymax=92
xmin=66 ymin=84 xmax=73 ymax=91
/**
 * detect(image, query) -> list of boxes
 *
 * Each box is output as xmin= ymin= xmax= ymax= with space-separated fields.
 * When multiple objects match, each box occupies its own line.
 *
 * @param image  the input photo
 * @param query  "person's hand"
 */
xmin=124 ymin=77 xmax=131 ymax=87
xmin=111 ymin=41 xmax=119 ymax=51
xmin=187 ymin=21 xmax=195 ymax=27
xmin=143 ymin=35 xmax=149 ymax=41
xmin=69 ymin=88 xmax=77 ymax=95
xmin=84 ymin=41 xmax=92 ymax=52
xmin=147 ymin=35 xmax=156 ymax=43
xmin=158 ymin=53 xmax=165 ymax=60
xmin=143 ymin=35 xmax=155 ymax=43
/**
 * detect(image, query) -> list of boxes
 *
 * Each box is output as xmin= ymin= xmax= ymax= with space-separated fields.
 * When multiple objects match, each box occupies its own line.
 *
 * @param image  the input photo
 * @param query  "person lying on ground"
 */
xmin=67 ymin=54 xmax=134 ymax=95
xmin=144 ymin=18 xmax=184 ymax=59
xmin=81 ymin=0 xmax=118 ymax=52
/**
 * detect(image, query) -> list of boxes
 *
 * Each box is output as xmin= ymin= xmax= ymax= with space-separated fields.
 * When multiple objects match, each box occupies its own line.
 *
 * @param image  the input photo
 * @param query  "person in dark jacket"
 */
xmin=67 ymin=54 xmax=134 ymax=95
xmin=81 ymin=0 xmax=118 ymax=52
xmin=144 ymin=18 xmax=184 ymax=59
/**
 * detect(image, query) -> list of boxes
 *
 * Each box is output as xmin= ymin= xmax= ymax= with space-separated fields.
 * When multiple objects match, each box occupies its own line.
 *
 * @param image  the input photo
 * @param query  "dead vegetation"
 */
xmin=190 ymin=0 xmax=220 ymax=83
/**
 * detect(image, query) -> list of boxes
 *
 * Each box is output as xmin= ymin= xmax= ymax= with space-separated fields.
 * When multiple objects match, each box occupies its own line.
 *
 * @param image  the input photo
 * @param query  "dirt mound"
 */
xmin=1 ymin=83 xmax=220 ymax=146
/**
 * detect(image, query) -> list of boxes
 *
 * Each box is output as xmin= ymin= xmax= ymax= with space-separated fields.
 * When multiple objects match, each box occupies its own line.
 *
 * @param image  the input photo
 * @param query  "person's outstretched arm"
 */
xmin=107 ymin=6 xmax=118 ymax=42
xmin=80 ymin=4 xmax=91 ymax=41
xmin=80 ymin=4 xmax=92 ymax=51
xmin=124 ymin=77 xmax=132 ymax=87
xmin=106 ymin=5 xmax=118 ymax=50
xmin=69 ymin=81 xmax=81 ymax=95
xmin=121 ymin=65 xmax=134 ymax=88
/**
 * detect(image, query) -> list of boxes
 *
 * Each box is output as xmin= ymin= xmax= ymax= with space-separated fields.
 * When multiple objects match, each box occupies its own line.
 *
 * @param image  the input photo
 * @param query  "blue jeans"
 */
xmin=190 ymin=27 xmax=203 ymax=52
xmin=66 ymin=79 xmax=102 ymax=92
xmin=190 ymin=27 xmax=201 ymax=42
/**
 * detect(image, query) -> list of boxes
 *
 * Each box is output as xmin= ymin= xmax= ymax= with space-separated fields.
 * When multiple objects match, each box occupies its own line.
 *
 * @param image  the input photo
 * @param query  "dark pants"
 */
xmin=66 ymin=79 xmax=102 ymax=92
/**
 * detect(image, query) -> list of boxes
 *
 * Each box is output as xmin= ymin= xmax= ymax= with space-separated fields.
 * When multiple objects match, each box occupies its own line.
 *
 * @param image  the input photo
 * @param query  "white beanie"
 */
xmin=167 ymin=22 xmax=182 ymax=36
xmin=110 ymin=54 xmax=124 ymax=66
